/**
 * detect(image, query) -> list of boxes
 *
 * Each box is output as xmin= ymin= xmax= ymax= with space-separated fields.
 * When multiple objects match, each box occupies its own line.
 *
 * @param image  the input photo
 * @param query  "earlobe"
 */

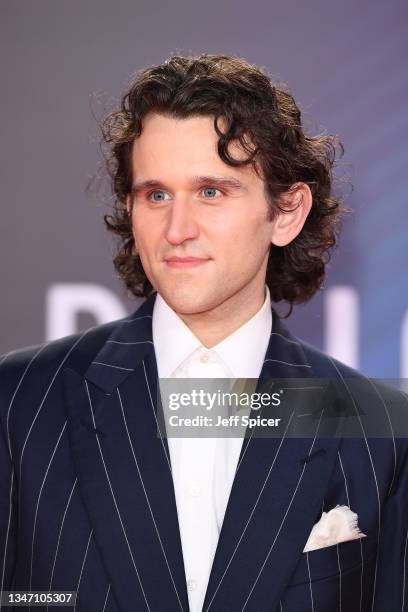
xmin=270 ymin=183 xmax=312 ymax=247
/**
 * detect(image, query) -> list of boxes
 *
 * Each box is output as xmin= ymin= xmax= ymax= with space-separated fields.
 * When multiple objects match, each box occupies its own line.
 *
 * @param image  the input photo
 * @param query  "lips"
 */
xmin=165 ymin=256 xmax=210 ymax=268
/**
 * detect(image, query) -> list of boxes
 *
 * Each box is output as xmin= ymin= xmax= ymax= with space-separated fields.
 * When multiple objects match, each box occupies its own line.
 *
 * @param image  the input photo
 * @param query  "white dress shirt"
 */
xmin=152 ymin=289 xmax=272 ymax=612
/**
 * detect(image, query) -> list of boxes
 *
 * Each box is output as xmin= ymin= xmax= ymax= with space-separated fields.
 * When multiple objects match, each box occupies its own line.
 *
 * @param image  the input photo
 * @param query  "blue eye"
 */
xmin=202 ymin=187 xmax=220 ymax=198
xmin=149 ymin=190 xmax=170 ymax=202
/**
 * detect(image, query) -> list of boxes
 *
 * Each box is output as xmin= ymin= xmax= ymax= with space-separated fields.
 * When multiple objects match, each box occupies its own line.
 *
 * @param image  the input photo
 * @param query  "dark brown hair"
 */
xmin=102 ymin=53 xmax=344 ymax=313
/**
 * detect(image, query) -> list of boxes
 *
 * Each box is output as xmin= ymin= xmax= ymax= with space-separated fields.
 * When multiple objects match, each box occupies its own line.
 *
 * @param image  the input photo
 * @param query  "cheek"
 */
xmin=132 ymin=216 xmax=154 ymax=253
xmin=220 ymin=222 xmax=272 ymax=271
xmin=214 ymin=214 xmax=269 ymax=250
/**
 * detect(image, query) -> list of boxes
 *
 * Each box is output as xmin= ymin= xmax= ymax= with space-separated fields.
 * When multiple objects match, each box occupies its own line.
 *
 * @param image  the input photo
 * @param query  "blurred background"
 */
xmin=0 ymin=0 xmax=407 ymax=377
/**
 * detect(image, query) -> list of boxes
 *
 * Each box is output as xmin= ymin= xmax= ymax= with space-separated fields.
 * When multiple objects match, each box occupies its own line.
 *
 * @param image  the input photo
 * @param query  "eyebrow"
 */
xmin=131 ymin=175 xmax=245 ymax=194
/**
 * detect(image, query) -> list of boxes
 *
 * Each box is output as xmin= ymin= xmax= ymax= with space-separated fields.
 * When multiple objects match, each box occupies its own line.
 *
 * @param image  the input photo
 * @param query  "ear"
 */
xmin=270 ymin=182 xmax=313 ymax=247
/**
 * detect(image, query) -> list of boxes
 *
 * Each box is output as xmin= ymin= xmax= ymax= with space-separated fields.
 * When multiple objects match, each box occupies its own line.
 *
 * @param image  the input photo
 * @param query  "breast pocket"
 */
xmin=282 ymin=537 xmax=378 ymax=612
xmin=289 ymin=535 xmax=376 ymax=585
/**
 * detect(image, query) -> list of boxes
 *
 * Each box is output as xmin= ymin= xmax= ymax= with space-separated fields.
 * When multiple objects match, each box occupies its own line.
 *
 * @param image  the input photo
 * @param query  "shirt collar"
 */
xmin=152 ymin=287 xmax=272 ymax=379
xmin=152 ymin=294 xmax=202 ymax=378
xmin=212 ymin=287 xmax=272 ymax=378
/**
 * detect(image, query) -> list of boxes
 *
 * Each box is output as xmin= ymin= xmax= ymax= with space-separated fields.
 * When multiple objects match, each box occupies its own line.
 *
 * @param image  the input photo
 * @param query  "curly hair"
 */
xmin=102 ymin=53 xmax=344 ymax=313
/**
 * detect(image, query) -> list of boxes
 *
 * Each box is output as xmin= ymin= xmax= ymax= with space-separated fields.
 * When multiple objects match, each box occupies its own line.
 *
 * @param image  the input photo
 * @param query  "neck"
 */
xmin=177 ymin=285 xmax=266 ymax=348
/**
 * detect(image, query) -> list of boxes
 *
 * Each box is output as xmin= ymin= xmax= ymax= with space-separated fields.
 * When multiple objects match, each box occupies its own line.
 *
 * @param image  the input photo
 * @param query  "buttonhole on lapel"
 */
xmin=80 ymin=418 xmax=105 ymax=438
xmin=300 ymin=448 xmax=327 ymax=464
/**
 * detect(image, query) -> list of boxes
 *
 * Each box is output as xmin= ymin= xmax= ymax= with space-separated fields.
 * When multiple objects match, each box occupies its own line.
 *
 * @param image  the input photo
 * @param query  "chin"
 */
xmin=159 ymin=286 xmax=217 ymax=316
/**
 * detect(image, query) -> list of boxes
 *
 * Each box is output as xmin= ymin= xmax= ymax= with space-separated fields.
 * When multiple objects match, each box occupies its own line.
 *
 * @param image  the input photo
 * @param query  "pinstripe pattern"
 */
xmin=3 ymin=343 xmax=42 ymax=598
xmin=141 ymin=359 xmax=172 ymax=473
xmin=91 ymin=361 xmax=135 ymax=371
xmin=117 ymin=388 xmax=184 ymax=611
xmin=0 ymin=469 xmax=14 ymax=612
xmin=235 ymin=366 xmax=310 ymax=474
xmin=403 ymin=527 xmax=408 ymax=612
xmin=306 ymin=552 xmax=315 ymax=612
xmin=263 ymin=359 xmax=312 ymax=368
xmin=204 ymin=411 xmax=295 ymax=611
xmin=106 ymin=340 xmax=154 ymax=345
xmin=269 ymin=333 xmax=301 ymax=346
xmin=19 ymin=330 xmax=90 ymax=501
xmin=337 ymin=544 xmax=342 ymax=612
xmin=241 ymin=407 xmax=325 ymax=611
xmin=29 ymin=421 xmax=67 ymax=590
xmin=123 ymin=315 xmax=153 ymax=323
xmin=234 ymin=384 xmax=276 ymax=476
xmin=73 ymin=529 xmax=93 ymax=612
xmin=102 ymin=584 xmax=111 ymax=612
xmin=234 ymin=412 xmax=256 ymax=474
xmin=0 ymin=352 xmax=11 ymax=368
xmin=235 ymin=379 xmax=277 ymax=474
xmin=6 ymin=343 xmax=46 ymax=458
xmin=338 ymin=449 xmax=365 ymax=612
xmin=328 ymin=357 xmax=381 ymax=612
xmin=338 ymin=451 xmax=350 ymax=506
xmin=85 ymin=380 xmax=151 ymax=611
xmin=47 ymin=478 xmax=78 ymax=600
xmin=233 ymin=340 xmax=308 ymax=476
xmin=367 ymin=379 xmax=397 ymax=496
xmin=1 ymin=297 xmax=406 ymax=611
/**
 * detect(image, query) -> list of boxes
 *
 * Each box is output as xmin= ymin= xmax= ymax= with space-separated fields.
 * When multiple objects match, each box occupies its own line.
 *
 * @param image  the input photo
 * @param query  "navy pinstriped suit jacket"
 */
xmin=1 ymin=293 xmax=407 ymax=612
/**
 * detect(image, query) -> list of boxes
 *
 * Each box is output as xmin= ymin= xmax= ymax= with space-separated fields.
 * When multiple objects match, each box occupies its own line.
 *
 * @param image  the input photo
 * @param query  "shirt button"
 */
xmin=188 ymin=484 xmax=201 ymax=497
xmin=187 ymin=578 xmax=197 ymax=592
xmin=200 ymin=353 xmax=210 ymax=363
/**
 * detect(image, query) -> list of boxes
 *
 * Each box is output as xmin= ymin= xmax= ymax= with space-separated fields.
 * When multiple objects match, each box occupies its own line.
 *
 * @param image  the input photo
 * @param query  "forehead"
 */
xmin=131 ymin=112 xmax=256 ymax=182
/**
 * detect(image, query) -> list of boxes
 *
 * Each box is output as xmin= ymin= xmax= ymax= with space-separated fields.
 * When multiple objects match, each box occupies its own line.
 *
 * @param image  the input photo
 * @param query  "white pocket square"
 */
xmin=303 ymin=504 xmax=366 ymax=552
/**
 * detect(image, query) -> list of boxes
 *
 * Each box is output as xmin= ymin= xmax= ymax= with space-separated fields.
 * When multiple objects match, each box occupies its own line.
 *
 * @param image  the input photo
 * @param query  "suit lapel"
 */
xmin=202 ymin=312 xmax=344 ymax=612
xmin=63 ymin=296 xmax=189 ymax=612
xmin=63 ymin=294 xmax=343 ymax=612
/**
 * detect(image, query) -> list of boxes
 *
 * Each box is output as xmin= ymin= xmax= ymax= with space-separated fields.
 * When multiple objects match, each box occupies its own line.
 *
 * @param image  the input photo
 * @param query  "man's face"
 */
xmin=127 ymin=113 xmax=276 ymax=316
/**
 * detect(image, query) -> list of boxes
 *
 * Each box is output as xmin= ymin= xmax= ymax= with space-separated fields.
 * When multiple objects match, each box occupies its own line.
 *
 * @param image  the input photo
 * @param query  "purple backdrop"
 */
xmin=0 ymin=0 xmax=407 ymax=377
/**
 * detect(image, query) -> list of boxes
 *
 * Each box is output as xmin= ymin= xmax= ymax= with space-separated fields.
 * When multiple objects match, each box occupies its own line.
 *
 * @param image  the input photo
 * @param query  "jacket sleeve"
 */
xmin=373 ymin=437 xmax=408 ymax=611
xmin=0 ymin=406 xmax=17 ymax=600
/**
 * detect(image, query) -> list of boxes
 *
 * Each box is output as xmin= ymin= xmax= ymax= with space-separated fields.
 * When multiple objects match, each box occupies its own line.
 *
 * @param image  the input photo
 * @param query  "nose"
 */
xmin=165 ymin=196 xmax=199 ymax=245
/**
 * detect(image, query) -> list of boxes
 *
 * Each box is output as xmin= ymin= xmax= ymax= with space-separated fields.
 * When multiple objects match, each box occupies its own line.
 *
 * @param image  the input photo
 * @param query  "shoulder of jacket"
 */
xmin=0 ymin=318 xmax=125 ymax=385
xmin=298 ymin=339 xmax=363 ymax=379
xmin=299 ymin=338 xmax=407 ymax=447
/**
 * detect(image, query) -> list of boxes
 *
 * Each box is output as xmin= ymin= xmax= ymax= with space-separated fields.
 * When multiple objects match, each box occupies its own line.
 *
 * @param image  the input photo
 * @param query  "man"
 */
xmin=0 ymin=54 xmax=406 ymax=612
